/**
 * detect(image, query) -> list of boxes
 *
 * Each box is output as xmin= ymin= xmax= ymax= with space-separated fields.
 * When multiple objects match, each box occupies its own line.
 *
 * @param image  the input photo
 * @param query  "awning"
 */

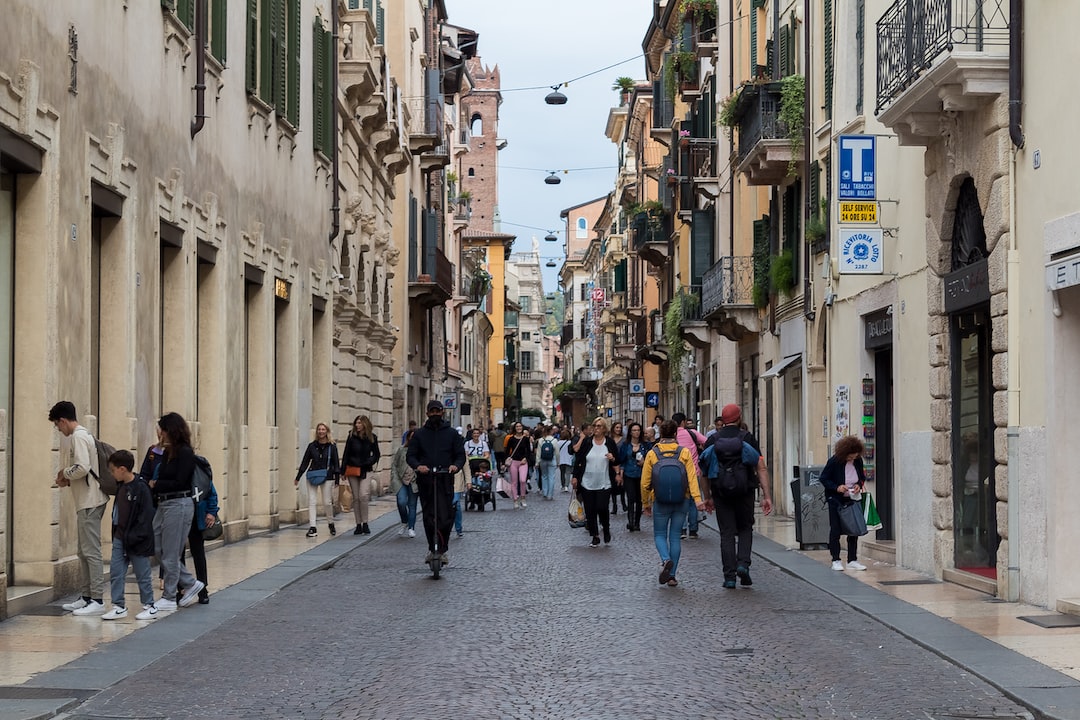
xmin=760 ymin=354 xmax=801 ymax=379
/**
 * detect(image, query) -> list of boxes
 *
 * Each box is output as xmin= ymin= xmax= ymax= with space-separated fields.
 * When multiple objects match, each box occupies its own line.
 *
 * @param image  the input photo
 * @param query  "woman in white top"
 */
xmin=557 ymin=430 xmax=574 ymax=492
xmin=570 ymin=418 xmax=621 ymax=548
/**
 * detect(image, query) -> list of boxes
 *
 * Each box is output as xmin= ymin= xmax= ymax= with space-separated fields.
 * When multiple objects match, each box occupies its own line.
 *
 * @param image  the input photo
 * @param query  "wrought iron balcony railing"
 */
xmin=629 ymin=212 xmax=671 ymax=252
xmin=735 ymin=82 xmax=787 ymax=161
xmin=701 ymin=256 xmax=756 ymax=316
xmin=876 ymin=0 xmax=1009 ymax=114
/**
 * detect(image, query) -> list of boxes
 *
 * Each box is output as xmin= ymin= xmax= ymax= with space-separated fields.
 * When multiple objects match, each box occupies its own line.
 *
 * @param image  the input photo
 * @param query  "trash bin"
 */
xmin=793 ymin=465 xmax=829 ymax=549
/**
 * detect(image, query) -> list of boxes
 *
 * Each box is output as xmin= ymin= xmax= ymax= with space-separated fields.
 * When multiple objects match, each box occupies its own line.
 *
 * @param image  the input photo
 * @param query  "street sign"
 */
xmin=838 ymin=201 xmax=878 ymax=224
xmin=838 ymin=229 xmax=883 ymax=274
xmin=645 ymin=392 xmax=659 ymax=408
xmin=443 ymin=394 xmax=457 ymax=409
xmin=838 ymin=135 xmax=876 ymax=200
xmin=591 ymin=288 xmax=606 ymax=303
xmin=629 ymin=396 xmax=645 ymax=411
xmin=629 ymin=378 xmax=644 ymax=394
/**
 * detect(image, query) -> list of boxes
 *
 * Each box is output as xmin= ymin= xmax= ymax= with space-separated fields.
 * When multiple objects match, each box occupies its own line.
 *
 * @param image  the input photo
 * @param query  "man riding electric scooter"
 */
xmin=406 ymin=401 xmax=466 ymax=570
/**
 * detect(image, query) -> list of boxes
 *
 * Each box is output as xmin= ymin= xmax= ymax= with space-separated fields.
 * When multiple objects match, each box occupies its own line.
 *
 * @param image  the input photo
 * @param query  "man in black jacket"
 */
xmin=407 ymin=401 xmax=467 ymax=565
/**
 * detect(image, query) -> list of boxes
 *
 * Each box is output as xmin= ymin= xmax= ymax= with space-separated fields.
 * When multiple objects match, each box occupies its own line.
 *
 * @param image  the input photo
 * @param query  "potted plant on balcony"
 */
xmin=718 ymin=87 xmax=742 ymax=135
xmin=665 ymin=168 xmax=679 ymax=186
xmin=664 ymin=289 xmax=699 ymax=382
xmin=679 ymin=129 xmax=691 ymax=148
xmin=612 ymin=76 xmax=635 ymax=106
xmin=664 ymin=50 xmax=698 ymax=100
xmin=681 ymin=0 xmax=717 ymax=21
xmin=770 ymin=249 xmax=797 ymax=297
xmin=805 ymin=198 xmax=829 ymax=254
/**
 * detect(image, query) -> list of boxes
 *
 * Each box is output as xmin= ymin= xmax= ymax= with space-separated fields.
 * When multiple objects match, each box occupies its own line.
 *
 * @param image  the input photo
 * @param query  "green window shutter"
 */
xmin=753 ymin=216 xmax=771 ymax=307
xmin=856 ymin=0 xmax=865 ymax=115
xmin=824 ymin=0 xmax=833 ymax=120
xmin=211 ymin=0 xmax=227 ymax=64
xmin=259 ymin=0 xmax=276 ymax=104
xmin=778 ymin=26 xmax=789 ymax=79
xmin=750 ymin=3 xmax=758 ymax=74
xmin=614 ymin=259 xmax=627 ymax=293
xmin=691 ymin=209 xmax=715 ymax=287
xmin=376 ymin=1 xmax=385 ymax=45
xmin=364 ymin=0 xmax=373 ymax=11
xmin=245 ymin=0 xmax=258 ymax=93
xmin=286 ymin=0 xmax=300 ymax=126
xmin=809 ymin=161 xmax=821 ymax=218
xmin=179 ymin=0 xmax=195 ymax=30
xmin=312 ymin=21 xmax=325 ymax=153
xmin=347 ymin=0 xmax=359 ymax=8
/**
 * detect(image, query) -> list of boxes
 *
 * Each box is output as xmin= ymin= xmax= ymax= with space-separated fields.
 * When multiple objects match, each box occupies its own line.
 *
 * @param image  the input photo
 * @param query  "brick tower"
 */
xmin=461 ymin=58 xmax=502 ymax=231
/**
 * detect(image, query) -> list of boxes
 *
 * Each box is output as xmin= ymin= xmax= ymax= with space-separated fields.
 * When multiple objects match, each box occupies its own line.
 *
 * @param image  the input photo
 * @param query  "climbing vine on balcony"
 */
xmin=664 ymin=289 xmax=699 ymax=382
xmin=779 ymin=74 xmax=805 ymax=175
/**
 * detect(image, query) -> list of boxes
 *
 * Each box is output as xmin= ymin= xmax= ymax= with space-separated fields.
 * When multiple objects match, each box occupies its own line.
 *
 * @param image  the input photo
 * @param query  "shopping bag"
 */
xmin=496 ymin=474 xmax=510 ymax=498
xmin=838 ymin=500 xmax=868 ymax=537
xmin=862 ymin=491 xmax=883 ymax=532
xmin=338 ymin=481 xmax=354 ymax=513
xmin=567 ymin=496 xmax=586 ymax=528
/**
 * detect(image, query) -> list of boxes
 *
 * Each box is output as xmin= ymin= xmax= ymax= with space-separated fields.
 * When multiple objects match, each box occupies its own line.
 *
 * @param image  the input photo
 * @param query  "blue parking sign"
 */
xmin=838 ymin=135 xmax=876 ymax=200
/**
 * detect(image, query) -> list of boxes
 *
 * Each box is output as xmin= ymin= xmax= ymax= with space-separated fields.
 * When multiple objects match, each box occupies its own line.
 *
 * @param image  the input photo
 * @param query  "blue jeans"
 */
xmin=396 ymin=484 xmax=418 ymax=529
xmin=109 ymin=536 xmax=154 ymax=608
xmin=453 ymin=492 xmax=463 ymax=534
xmin=652 ymin=501 xmax=689 ymax=577
xmin=539 ymin=461 xmax=557 ymax=498
xmin=683 ymin=498 xmax=699 ymax=533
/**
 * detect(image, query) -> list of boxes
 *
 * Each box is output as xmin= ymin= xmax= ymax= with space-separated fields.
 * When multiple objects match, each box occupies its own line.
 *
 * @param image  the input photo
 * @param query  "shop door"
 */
xmin=952 ymin=309 xmax=998 ymax=572
xmin=873 ymin=348 xmax=894 ymax=541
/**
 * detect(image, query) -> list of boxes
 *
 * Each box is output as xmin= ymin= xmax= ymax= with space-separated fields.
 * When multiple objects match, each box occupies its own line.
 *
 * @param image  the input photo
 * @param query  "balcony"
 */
xmin=651 ymin=92 xmax=675 ymax=144
xmin=700 ymin=256 xmax=760 ymax=341
xmin=340 ymin=8 xmax=379 ymax=109
xmin=876 ymin=0 xmax=1009 ymax=145
xmin=733 ymin=82 xmax=802 ymax=186
xmin=576 ymin=367 xmax=603 ymax=385
xmin=461 ymin=271 xmax=490 ymax=309
xmin=420 ymin=144 xmax=450 ymax=172
xmin=561 ymin=322 xmax=573 ymax=346
xmin=518 ymin=369 xmax=547 ymax=384
xmin=629 ymin=211 xmax=671 ymax=268
xmin=640 ymin=310 xmax=668 ymax=366
xmin=408 ymin=244 xmax=454 ymax=309
xmin=677 ymin=286 xmax=710 ymax=349
xmin=405 ymin=90 xmax=442 ymax=154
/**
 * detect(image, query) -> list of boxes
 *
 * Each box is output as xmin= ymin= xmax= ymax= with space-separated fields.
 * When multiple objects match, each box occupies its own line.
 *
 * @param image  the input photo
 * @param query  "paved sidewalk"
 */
xmin=0 ymin=499 xmax=1078 ymax=719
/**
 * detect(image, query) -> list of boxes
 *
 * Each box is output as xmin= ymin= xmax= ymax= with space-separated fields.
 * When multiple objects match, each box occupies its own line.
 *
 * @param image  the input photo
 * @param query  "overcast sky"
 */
xmin=447 ymin=0 xmax=653 ymax=292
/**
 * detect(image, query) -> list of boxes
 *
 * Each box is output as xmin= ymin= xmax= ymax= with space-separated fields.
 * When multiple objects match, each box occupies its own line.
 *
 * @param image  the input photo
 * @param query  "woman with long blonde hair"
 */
xmin=342 ymin=415 xmax=381 ymax=535
xmin=295 ymin=422 xmax=340 ymax=538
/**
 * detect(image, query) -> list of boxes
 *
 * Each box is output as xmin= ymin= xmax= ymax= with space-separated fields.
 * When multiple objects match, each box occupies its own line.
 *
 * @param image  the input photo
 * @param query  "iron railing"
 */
xmin=735 ymin=82 xmax=787 ymax=160
xmin=629 ymin=212 xmax=671 ymax=252
xmin=683 ymin=286 xmax=703 ymax=321
xmin=876 ymin=0 xmax=1009 ymax=114
xmin=701 ymin=256 xmax=756 ymax=316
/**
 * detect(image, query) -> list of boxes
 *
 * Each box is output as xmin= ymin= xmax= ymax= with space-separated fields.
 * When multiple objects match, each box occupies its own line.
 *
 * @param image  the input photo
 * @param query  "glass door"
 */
xmin=952 ymin=309 xmax=997 ymax=572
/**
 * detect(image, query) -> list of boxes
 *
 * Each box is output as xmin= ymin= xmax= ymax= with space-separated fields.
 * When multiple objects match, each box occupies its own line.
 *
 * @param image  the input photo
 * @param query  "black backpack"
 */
xmin=712 ymin=431 xmax=750 ymax=498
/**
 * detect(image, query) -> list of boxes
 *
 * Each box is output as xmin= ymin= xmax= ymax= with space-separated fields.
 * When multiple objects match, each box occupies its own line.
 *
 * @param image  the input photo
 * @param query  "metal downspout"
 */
xmin=189 ymin=0 xmax=207 ymax=138
xmin=328 ymin=0 xmax=341 ymax=244
xmin=1005 ymin=0 xmax=1024 ymax=602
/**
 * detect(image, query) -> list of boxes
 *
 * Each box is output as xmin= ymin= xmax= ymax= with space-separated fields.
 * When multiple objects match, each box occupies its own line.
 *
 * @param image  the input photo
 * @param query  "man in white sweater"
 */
xmin=49 ymin=401 xmax=110 ymax=615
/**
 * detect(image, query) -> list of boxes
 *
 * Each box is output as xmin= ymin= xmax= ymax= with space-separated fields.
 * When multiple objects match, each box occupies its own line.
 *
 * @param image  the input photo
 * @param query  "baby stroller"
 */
xmin=466 ymin=458 xmax=496 ymax=511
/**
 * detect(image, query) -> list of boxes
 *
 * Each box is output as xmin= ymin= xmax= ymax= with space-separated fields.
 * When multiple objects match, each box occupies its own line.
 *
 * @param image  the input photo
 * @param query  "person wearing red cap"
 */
xmin=708 ymin=404 xmax=772 ymax=588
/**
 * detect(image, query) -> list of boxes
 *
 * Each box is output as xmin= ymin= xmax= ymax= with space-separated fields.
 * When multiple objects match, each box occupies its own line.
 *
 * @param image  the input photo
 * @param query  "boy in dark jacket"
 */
xmin=100 ymin=450 xmax=159 ymax=621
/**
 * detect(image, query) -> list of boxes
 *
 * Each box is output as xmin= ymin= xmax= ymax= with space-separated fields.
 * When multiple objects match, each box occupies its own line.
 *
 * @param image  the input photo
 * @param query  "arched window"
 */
xmin=468 ymin=168 xmax=475 ymax=177
xmin=576 ymin=217 xmax=587 ymax=238
xmin=470 ymin=113 xmax=483 ymax=136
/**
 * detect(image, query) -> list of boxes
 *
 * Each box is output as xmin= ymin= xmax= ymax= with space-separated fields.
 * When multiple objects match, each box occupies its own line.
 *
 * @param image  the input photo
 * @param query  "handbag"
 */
xmin=338 ymin=481 xmax=354 ymax=512
xmin=496 ymin=474 xmax=510 ymax=498
xmin=343 ymin=465 xmax=362 ymax=477
xmin=862 ymin=491 xmax=883 ymax=532
xmin=838 ymin=500 xmax=869 ymax=537
xmin=306 ymin=469 xmax=329 ymax=486
xmin=202 ymin=517 xmax=223 ymax=541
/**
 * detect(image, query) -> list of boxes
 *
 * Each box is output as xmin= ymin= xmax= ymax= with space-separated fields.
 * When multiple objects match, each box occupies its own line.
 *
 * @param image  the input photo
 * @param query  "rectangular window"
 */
xmin=521 ymin=351 xmax=534 ymax=371
xmin=580 ymin=282 xmax=588 ymax=302
xmin=312 ymin=19 xmax=334 ymax=157
xmin=824 ymin=0 xmax=833 ymax=120
xmin=164 ymin=0 xmax=226 ymax=62
xmin=519 ymin=296 xmax=531 ymax=313
xmin=249 ymin=0 xmax=300 ymax=126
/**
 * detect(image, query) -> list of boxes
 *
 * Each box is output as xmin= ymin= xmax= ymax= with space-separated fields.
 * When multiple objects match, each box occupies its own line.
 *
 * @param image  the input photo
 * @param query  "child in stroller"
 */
xmin=466 ymin=459 xmax=496 ymax=511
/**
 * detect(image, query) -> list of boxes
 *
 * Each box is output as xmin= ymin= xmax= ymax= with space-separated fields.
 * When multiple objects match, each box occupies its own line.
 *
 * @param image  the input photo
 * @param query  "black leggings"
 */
xmin=623 ymin=475 xmax=642 ymax=527
xmin=828 ymin=501 xmax=859 ymax=562
xmin=580 ymin=487 xmax=611 ymax=539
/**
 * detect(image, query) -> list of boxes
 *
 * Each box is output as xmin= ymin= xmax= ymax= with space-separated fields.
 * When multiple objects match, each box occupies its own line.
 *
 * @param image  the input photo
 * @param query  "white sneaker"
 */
xmin=62 ymin=597 xmax=89 ymax=611
xmin=72 ymin=600 xmax=106 ymax=616
xmin=407 ymin=528 xmax=416 ymax=538
xmin=101 ymin=606 xmax=128 ymax=620
xmin=398 ymin=525 xmax=408 ymax=536
xmin=135 ymin=604 xmax=159 ymax=620
xmin=847 ymin=560 xmax=868 ymax=571
xmin=831 ymin=560 xmax=845 ymax=571
xmin=520 ymin=500 xmax=527 ymax=508
xmin=155 ymin=597 xmax=178 ymax=612
xmin=179 ymin=580 xmax=206 ymax=608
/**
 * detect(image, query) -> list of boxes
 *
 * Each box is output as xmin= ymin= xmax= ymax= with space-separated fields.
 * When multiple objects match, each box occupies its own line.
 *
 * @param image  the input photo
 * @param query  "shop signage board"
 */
xmin=839 ymin=201 xmax=878 ymax=224
xmin=838 ymin=229 xmax=884 ymax=274
xmin=838 ymin=135 xmax=876 ymax=200
xmin=1046 ymin=251 xmax=1080 ymax=291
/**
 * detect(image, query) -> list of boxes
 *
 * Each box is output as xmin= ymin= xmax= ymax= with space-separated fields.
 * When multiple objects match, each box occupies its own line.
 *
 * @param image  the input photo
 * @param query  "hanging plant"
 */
xmin=681 ymin=0 xmax=717 ymax=20
xmin=664 ymin=290 xmax=699 ymax=382
xmin=779 ymin=74 xmax=805 ymax=175
xmin=718 ymin=87 xmax=742 ymax=133
xmin=770 ymin=249 xmax=797 ymax=295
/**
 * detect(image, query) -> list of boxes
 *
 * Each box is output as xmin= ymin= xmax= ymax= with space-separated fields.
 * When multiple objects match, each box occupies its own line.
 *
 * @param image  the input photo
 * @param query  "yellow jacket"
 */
xmin=641 ymin=441 xmax=702 ymax=506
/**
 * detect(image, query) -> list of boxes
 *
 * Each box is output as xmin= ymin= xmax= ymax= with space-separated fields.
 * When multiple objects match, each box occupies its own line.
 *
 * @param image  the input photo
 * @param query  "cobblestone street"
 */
xmin=63 ymin=496 xmax=1031 ymax=720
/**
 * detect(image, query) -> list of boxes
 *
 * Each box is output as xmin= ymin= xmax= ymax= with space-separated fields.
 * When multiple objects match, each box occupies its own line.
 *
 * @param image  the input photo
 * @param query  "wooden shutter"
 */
xmin=286 ymin=0 xmax=301 ymax=126
xmin=691 ymin=209 xmax=715 ymax=287
xmin=824 ymin=0 xmax=833 ymax=120
xmin=753 ymin=216 xmax=771 ymax=306
xmin=750 ymin=2 xmax=758 ymax=74
xmin=211 ymin=0 xmax=227 ymax=63
xmin=259 ymin=0 xmax=276 ymax=104
xmin=856 ymin=0 xmax=865 ymax=115
xmin=809 ymin=161 xmax=821 ymax=219
xmin=245 ymin=0 xmax=259 ymax=94
xmin=778 ymin=25 xmax=790 ymax=79
xmin=614 ymin=259 xmax=627 ymax=293
xmin=178 ymin=0 xmax=194 ymax=30
xmin=376 ymin=1 xmax=385 ymax=44
xmin=312 ymin=21 xmax=326 ymax=153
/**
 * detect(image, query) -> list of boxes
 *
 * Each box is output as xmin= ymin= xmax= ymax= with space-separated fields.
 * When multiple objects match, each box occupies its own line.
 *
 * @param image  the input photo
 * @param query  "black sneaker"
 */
xmin=689 ymin=530 xmax=698 ymax=538
xmin=589 ymin=536 xmax=600 ymax=548
xmin=603 ymin=528 xmax=611 ymax=544
xmin=305 ymin=527 xmax=317 ymax=538
xmin=328 ymin=523 xmax=336 ymax=536
xmin=736 ymin=565 xmax=753 ymax=586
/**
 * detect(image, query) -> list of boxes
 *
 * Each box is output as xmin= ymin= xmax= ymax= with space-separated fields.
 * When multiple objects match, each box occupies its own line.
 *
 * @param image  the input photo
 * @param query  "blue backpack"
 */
xmin=540 ymin=439 xmax=555 ymax=462
xmin=651 ymin=446 xmax=688 ymax=504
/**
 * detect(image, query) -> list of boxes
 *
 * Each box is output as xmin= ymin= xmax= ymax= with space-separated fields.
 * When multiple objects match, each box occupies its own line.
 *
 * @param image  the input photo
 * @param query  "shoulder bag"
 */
xmin=838 ymin=500 xmax=869 ymax=537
